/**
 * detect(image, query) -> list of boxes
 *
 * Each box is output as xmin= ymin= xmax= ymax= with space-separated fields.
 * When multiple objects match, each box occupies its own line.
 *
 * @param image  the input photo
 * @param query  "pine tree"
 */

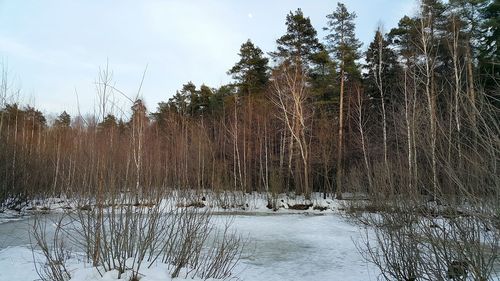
xmin=364 ymin=30 xmax=401 ymax=104
xmin=271 ymin=8 xmax=323 ymax=69
xmin=24 ymin=106 xmax=46 ymax=131
xmin=309 ymin=49 xmax=337 ymax=112
xmin=448 ymin=0 xmax=488 ymax=44
xmin=228 ymin=40 xmax=269 ymax=95
xmin=479 ymin=0 xmax=499 ymax=103
xmin=480 ymin=0 xmax=499 ymax=60
xmin=130 ymin=99 xmax=148 ymax=126
xmin=324 ymin=2 xmax=362 ymax=80
xmin=420 ymin=0 xmax=448 ymax=78
xmin=324 ymin=2 xmax=362 ymax=197
xmin=54 ymin=111 xmax=71 ymax=128
xmin=98 ymin=114 xmax=118 ymax=131
xmin=209 ymin=84 xmax=234 ymax=117
xmin=388 ymin=16 xmax=419 ymax=66
xmin=167 ymin=82 xmax=196 ymax=116
xmin=198 ymin=84 xmax=213 ymax=115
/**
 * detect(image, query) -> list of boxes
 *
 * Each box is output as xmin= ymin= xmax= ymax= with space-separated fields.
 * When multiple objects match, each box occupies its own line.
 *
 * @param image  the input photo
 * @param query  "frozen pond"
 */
xmin=0 ymin=212 xmax=377 ymax=281
xmin=231 ymin=214 xmax=376 ymax=281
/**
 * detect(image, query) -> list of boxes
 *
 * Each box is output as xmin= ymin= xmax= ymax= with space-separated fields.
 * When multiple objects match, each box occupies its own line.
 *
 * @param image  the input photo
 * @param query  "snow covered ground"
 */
xmin=0 ymin=212 xmax=378 ymax=281
xmin=1 ymin=192 xmax=363 ymax=215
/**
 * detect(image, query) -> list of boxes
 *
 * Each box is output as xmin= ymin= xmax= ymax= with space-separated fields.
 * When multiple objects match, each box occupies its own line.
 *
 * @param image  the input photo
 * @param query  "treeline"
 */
xmin=0 ymin=0 xmax=498 ymax=204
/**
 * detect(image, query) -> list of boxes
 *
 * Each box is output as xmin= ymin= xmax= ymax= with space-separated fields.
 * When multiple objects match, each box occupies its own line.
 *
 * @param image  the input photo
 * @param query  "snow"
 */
xmin=3 ymin=192 xmax=498 ymax=281
xmin=232 ymin=214 xmax=376 ymax=281
xmin=2 ymin=192 xmax=345 ymax=215
xmin=0 ymin=212 xmax=378 ymax=281
xmin=0 ymin=247 xmax=40 ymax=281
xmin=0 ymin=246 xmax=218 ymax=281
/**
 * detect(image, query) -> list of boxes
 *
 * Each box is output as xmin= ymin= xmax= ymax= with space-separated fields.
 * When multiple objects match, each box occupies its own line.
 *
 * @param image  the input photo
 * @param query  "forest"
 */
xmin=0 ymin=0 xmax=498 ymax=280
xmin=1 ymin=0 xmax=497 ymax=204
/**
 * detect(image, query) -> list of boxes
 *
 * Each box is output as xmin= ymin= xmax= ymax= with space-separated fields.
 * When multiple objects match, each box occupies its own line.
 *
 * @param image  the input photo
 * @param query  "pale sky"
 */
xmin=0 ymin=0 xmax=416 ymax=117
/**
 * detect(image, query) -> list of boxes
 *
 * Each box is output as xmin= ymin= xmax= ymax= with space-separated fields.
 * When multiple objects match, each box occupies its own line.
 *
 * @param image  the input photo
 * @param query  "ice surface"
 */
xmin=232 ymin=214 xmax=377 ymax=281
xmin=0 ymin=213 xmax=377 ymax=281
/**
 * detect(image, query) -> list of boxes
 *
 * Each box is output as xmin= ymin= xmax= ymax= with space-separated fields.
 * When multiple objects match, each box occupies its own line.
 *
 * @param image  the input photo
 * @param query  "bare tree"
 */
xmin=353 ymin=85 xmax=372 ymax=191
xmin=417 ymin=8 xmax=439 ymax=200
xmin=271 ymin=61 xmax=312 ymax=198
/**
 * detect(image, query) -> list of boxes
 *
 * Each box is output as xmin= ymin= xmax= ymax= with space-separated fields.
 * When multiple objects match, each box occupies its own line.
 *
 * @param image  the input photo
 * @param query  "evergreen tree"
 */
xmin=324 ymin=2 xmax=362 ymax=197
xmin=448 ymin=0 xmax=489 ymax=46
xmin=421 ymin=0 xmax=447 ymax=30
xmin=271 ymin=8 xmax=323 ymax=69
xmin=309 ymin=49 xmax=337 ymax=112
xmin=165 ymin=82 xmax=219 ymax=117
xmin=228 ymin=40 xmax=269 ymax=95
xmin=23 ymin=106 xmax=47 ymax=130
xmin=54 ymin=111 xmax=71 ymax=129
xmin=479 ymin=0 xmax=499 ymax=102
xmin=420 ymin=0 xmax=448 ymax=75
xmin=480 ymin=0 xmax=499 ymax=60
xmin=167 ymin=82 xmax=196 ymax=116
xmin=271 ymin=8 xmax=334 ymax=112
xmin=388 ymin=16 xmax=419 ymax=66
xmin=324 ymin=2 xmax=362 ymax=80
xmin=364 ymin=30 xmax=401 ymax=104
xmin=151 ymin=102 xmax=170 ymax=132
xmin=210 ymin=84 xmax=234 ymax=116
xmin=130 ymin=99 xmax=148 ymax=128
xmin=98 ymin=114 xmax=118 ymax=131
xmin=198 ymin=84 xmax=213 ymax=115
